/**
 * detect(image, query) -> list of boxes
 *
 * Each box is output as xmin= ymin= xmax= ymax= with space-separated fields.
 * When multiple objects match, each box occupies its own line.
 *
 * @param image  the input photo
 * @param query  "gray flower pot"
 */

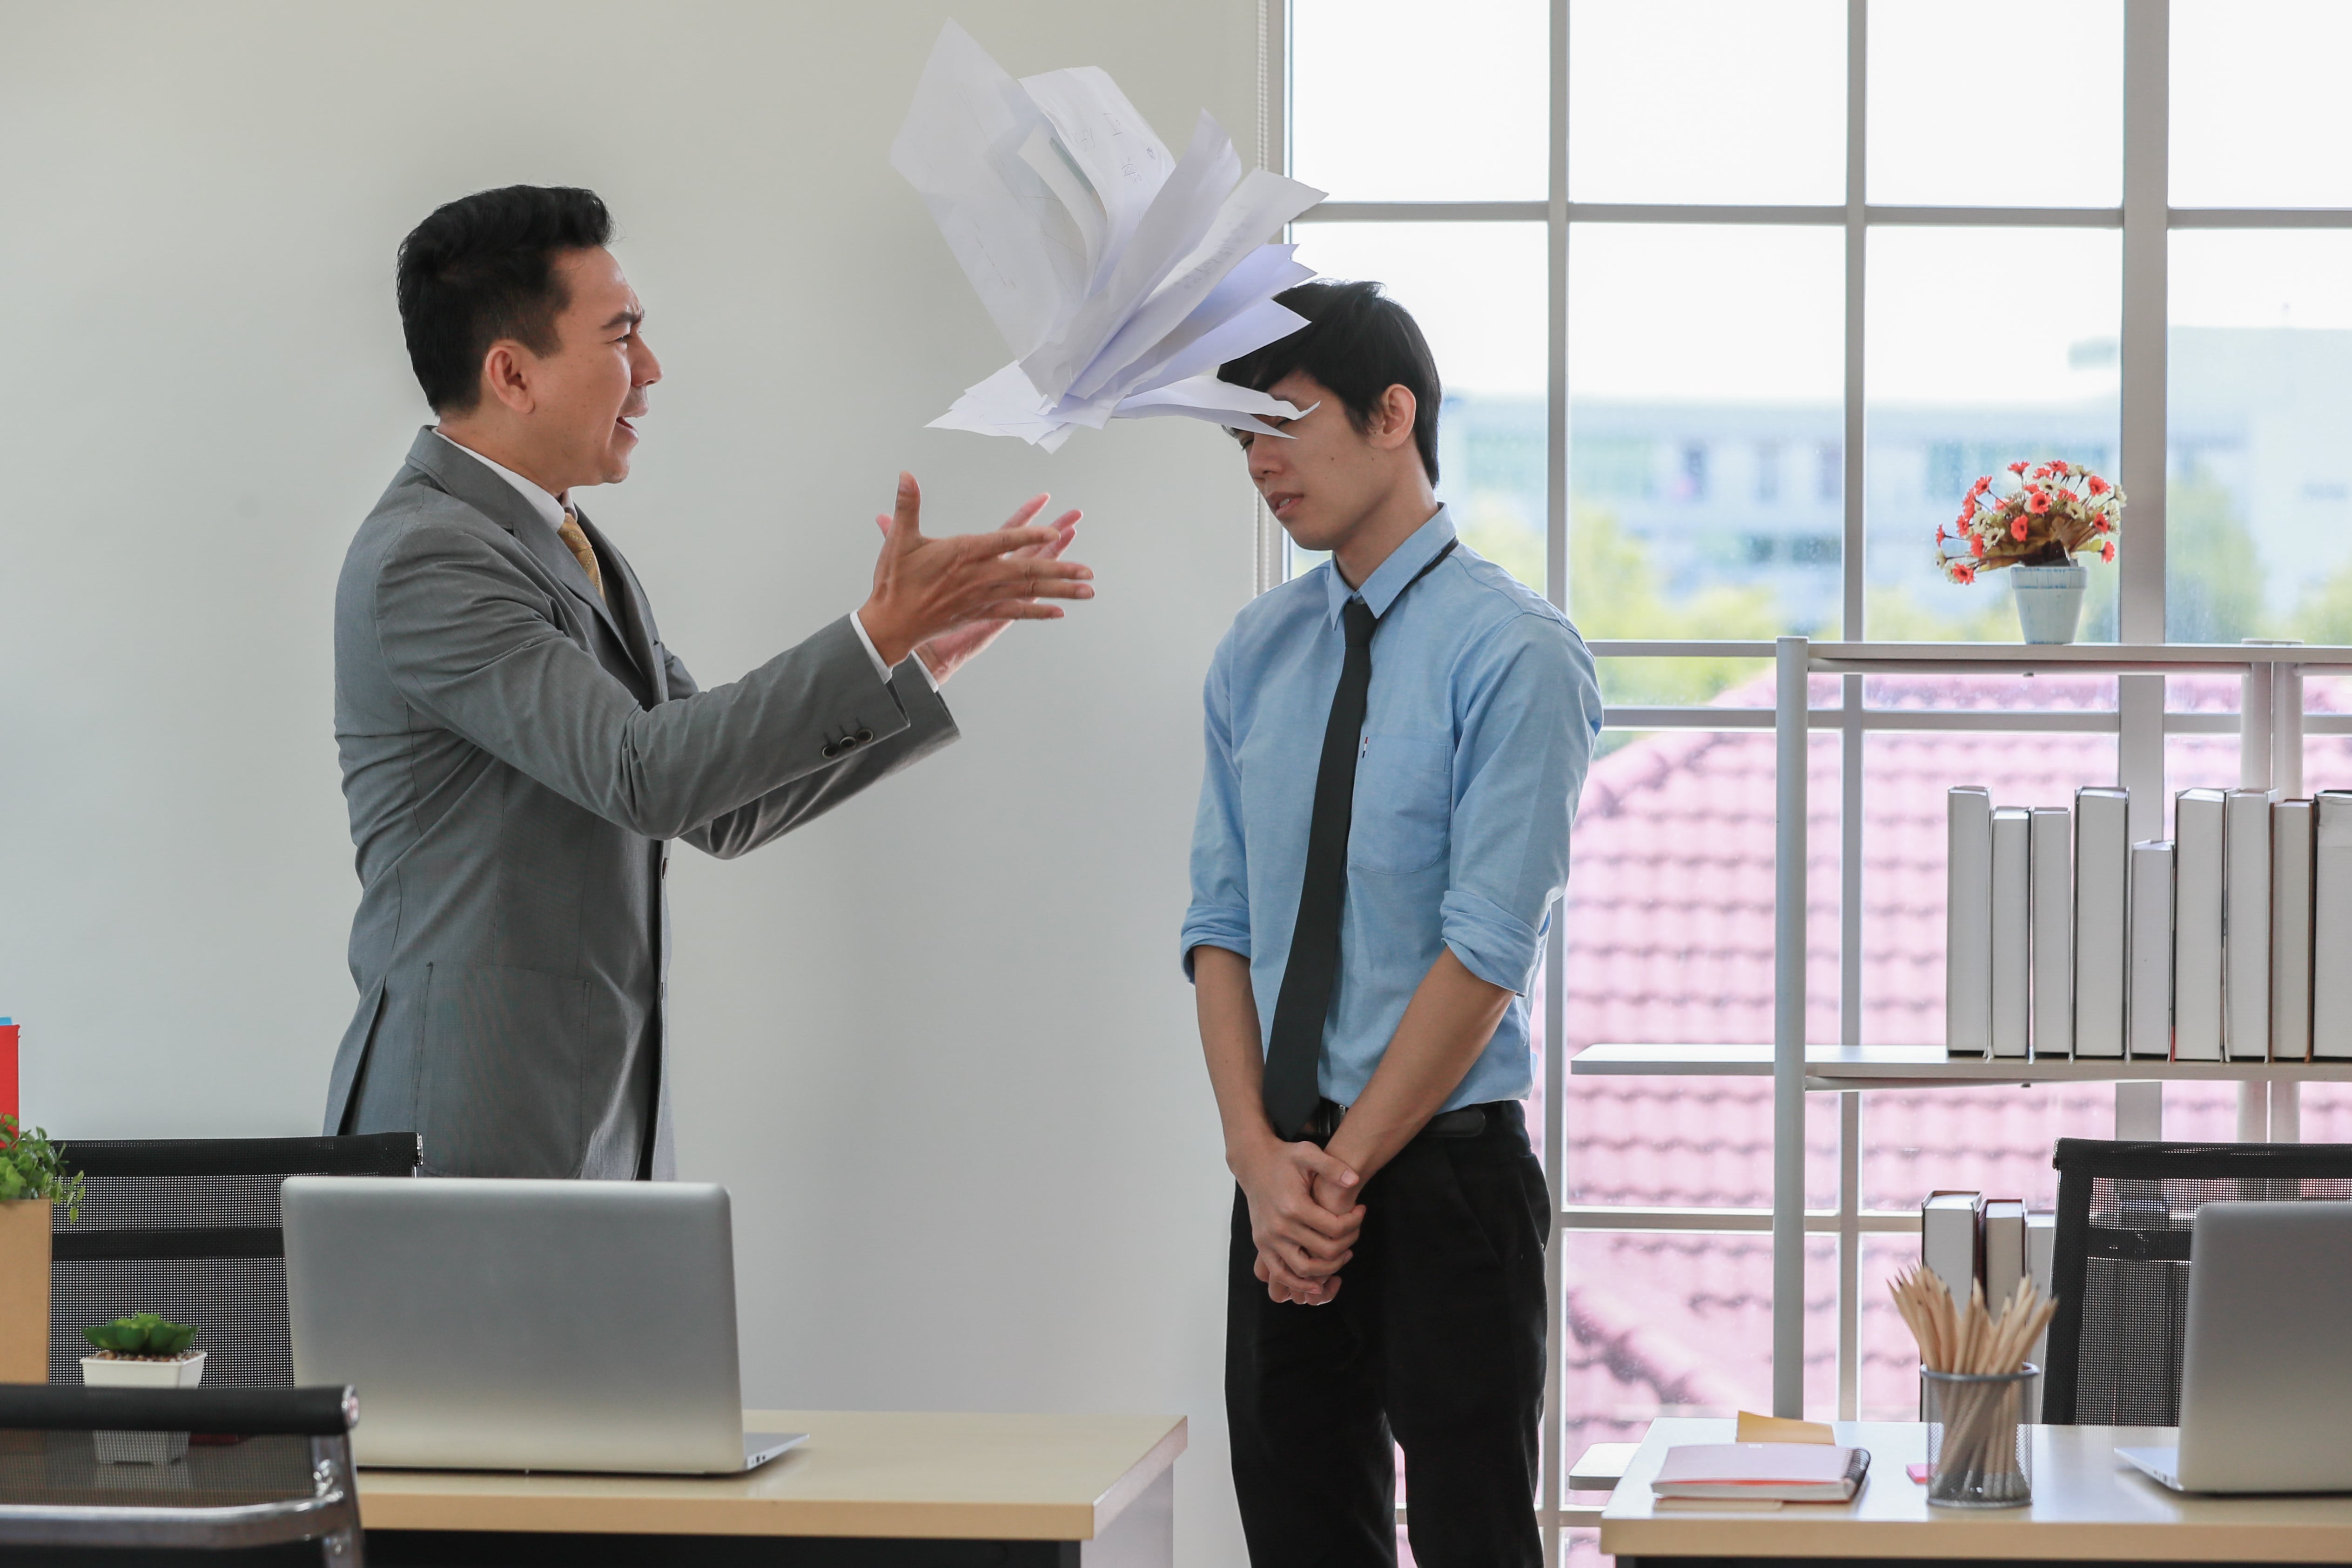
xmin=2010 ymin=562 xmax=2087 ymax=644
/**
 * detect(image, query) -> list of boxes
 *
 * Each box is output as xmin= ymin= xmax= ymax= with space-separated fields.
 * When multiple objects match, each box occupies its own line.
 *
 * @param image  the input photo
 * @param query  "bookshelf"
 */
xmin=1578 ymin=636 xmax=2352 ymax=1422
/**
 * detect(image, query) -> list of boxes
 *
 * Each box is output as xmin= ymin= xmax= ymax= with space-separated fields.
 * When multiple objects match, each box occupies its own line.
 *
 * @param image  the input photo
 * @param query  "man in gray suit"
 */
xmin=327 ymin=185 xmax=1093 ymax=1178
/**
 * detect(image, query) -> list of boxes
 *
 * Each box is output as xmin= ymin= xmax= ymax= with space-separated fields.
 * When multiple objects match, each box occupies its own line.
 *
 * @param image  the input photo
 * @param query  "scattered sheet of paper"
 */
xmin=892 ymin=21 xmax=1327 ymax=448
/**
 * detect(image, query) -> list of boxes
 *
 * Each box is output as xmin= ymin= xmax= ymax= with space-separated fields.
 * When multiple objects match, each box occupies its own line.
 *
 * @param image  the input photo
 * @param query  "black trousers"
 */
xmin=1226 ymin=1100 xmax=1551 ymax=1568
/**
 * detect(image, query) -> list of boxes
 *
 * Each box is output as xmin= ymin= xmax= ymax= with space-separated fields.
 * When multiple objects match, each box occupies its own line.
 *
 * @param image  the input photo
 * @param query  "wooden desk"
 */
xmin=356 ymin=1409 xmax=1185 ymax=1567
xmin=1602 ymin=1418 xmax=2352 ymax=1565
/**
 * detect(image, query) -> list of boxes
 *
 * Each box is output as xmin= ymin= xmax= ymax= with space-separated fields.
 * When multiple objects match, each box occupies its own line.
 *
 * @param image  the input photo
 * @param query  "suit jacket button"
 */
xmin=854 ymin=728 xmax=874 ymax=744
xmin=821 ymin=741 xmax=841 ymax=759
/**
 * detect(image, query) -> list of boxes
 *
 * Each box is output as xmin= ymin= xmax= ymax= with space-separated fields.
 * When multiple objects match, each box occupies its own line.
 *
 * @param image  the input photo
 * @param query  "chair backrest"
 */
xmin=0 ymin=1385 xmax=363 ymax=1564
xmin=48 ymin=1133 xmax=419 ymax=1388
xmin=2041 ymin=1137 xmax=2352 ymax=1425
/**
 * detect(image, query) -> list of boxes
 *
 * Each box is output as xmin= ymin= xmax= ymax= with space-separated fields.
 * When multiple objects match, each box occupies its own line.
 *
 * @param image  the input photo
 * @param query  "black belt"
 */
xmin=1303 ymin=1097 xmax=1498 ymax=1144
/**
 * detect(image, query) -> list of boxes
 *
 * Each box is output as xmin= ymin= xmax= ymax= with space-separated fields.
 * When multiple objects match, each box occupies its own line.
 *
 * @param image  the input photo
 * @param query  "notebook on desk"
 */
xmin=1653 ymin=1443 xmax=1869 ymax=1502
xmin=2116 ymin=1201 xmax=2352 ymax=1495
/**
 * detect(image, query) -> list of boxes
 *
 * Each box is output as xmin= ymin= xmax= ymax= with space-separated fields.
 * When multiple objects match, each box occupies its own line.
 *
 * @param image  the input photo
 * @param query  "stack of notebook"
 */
xmin=1944 ymin=785 xmax=2349 ymax=1061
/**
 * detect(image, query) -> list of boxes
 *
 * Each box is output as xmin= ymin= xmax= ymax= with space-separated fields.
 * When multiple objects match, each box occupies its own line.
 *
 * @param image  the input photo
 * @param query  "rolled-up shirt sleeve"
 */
xmin=1180 ymin=630 xmax=1252 ymax=980
xmin=1440 ymin=613 xmax=1603 ymax=994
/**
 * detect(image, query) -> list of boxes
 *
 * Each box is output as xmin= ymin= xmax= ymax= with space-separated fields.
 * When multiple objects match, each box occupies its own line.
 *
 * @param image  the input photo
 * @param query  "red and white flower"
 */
xmin=1933 ymin=459 xmax=2123 ymax=584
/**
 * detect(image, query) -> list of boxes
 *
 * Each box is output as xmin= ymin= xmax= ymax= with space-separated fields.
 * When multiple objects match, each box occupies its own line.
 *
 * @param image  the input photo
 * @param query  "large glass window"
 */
xmin=1572 ymin=226 xmax=1844 ymax=660
xmin=1283 ymin=6 xmax=2351 ymax=1561
xmin=2171 ymin=0 xmax=2352 ymax=208
xmin=1568 ymin=0 xmax=1845 ymax=205
xmin=1865 ymin=227 xmax=2123 ymax=642
xmin=2168 ymin=232 xmax=2352 ymax=643
xmin=1292 ymin=0 xmax=1547 ymax=201
xmin=1866 ymin=0 xmax=2122 ymax=207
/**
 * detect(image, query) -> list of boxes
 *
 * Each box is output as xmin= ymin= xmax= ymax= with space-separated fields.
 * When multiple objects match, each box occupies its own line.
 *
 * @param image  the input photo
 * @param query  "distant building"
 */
xmin=1438 ymin=327 xmax=2352 ymax=627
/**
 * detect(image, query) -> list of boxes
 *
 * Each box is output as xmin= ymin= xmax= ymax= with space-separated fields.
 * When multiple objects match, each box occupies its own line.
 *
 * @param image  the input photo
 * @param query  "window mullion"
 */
xmin=1542 ymin=3 xmax=1570 ymax=1561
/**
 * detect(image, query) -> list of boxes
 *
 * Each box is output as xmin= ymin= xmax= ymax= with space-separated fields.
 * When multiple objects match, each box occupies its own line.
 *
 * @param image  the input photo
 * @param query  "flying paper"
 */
xmin=892 ymin=21 xmax=1327 ymax=451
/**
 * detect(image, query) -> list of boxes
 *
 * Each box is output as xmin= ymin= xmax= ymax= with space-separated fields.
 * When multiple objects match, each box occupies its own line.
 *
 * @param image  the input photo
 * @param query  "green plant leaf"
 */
xmin=84 ymin=1314 xmax=195 ymax=1356
xmin=87 ymin=1322 xmax=143 ymax=1353
xmin=0 ymin=1116 xmax=83 ymax=1220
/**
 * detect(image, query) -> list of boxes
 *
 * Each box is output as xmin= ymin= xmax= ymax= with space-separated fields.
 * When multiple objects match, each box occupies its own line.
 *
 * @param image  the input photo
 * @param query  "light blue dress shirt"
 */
xmin=1181 ymin=508 xmax=1603 ymax=1112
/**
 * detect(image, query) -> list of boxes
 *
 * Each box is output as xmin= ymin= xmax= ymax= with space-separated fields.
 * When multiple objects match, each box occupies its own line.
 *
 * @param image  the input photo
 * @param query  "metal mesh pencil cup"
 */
xmin=1922 ymin=1364 xmax=2036 ymax=1507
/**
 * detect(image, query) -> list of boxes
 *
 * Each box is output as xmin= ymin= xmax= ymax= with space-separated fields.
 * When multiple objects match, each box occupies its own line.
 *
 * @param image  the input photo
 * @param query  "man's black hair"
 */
xmin=1220 ymin=279 xmax=1441 ymax=484
xmin=396 ymin=185 xmax=613 ymax=413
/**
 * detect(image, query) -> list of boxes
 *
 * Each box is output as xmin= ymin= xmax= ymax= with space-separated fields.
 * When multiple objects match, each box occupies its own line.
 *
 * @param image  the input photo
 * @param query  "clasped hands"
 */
xmin=1234 ymin=1129 xmax=1366 ymax=1306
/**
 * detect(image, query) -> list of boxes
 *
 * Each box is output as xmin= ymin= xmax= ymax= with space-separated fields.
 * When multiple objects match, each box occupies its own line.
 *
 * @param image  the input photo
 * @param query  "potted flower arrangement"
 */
xmin=82 ymin=1313 xmax=204 ymax=1463
xmin=1933 ymin=460 xmax=2124 ymax=644
xmin=0 ymin=1115 xmax=83 ymax=1383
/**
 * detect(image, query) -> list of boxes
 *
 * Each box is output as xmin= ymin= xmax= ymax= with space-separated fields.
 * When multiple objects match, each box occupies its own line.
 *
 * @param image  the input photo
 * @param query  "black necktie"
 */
xmin=1261 ymin=541 xmax=1456 ymax=1140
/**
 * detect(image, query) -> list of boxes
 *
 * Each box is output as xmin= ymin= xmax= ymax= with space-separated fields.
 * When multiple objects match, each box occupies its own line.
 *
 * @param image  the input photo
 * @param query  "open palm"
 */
xmin=872 ymin=504 xmax=1082 ymax=683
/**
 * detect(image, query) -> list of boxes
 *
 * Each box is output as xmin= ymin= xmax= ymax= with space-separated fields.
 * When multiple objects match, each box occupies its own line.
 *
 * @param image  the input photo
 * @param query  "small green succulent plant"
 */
xmin=84 ymin=1313 xmax=198 ymax=1358
xmin=0 ymin=1115 xmax=82 ymax=1221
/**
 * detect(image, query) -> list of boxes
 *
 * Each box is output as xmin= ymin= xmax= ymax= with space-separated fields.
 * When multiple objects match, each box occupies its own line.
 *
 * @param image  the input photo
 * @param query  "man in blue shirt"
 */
xmin=1182 ymin=282 xmax=1601 ymax=1567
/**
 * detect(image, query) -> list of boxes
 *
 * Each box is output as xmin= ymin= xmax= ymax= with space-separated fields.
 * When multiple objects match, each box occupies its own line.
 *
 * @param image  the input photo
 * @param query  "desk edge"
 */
xmin=1090 ymin=1416 xmax=1186 ymax=1538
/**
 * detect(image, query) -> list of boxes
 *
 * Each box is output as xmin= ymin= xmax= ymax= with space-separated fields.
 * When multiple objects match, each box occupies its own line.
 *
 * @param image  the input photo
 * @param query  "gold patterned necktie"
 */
xmin=557 ymin=507 xmax=605 ymax=603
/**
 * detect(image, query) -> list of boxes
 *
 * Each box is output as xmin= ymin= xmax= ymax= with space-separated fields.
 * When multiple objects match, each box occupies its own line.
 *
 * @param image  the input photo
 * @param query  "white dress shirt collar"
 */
xmin=433 ymin=429 xmax=569 ymax=537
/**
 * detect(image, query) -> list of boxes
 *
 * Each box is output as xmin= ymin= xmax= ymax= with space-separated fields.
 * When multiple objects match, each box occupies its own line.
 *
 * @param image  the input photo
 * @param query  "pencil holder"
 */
xmin=1921 ymin=1365 xmax=2036 ymax=1507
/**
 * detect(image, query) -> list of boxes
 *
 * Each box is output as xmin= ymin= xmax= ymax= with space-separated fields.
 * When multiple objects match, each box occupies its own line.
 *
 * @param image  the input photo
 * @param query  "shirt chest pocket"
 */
xmin=1350 ymin=734 xmax=1453 ymax=876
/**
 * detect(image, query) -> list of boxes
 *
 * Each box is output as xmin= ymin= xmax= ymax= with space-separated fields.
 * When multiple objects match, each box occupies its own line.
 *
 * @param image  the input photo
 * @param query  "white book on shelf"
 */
xmin=2073 ymin=787 xmax=2130 ymax=1059
xmin=1920 ymin=1191 xmax=1983 ymax=1301
xmin=2273 ymin=798 xmax=2317 ymax=1063
xmin=2128 ymin=839 xmax=2175 ymax=1061
xmin=2173 ymin=790 xmax=2226 ymax=1062
xmin=2025 ymin=1211 xmax=2055 ymax=1419
xmin=1947 ymin=787 xmax=1993 ymax=1058
xmin=2030 ymin=806 xmax=2072 ymax=1058
xmin=2223 ymin=788 xmax=2274 ymax=1061
xmin=1981 ymin=1197 xmax=2028 ymax=1308
xmin=1919 ymin=1189 xmax=1984 ymax=1417
xmin=1991 ymin=807 xmax=2032 ymax=1059
xmin=2313 ymin=791 xmax=2352 ymax=1060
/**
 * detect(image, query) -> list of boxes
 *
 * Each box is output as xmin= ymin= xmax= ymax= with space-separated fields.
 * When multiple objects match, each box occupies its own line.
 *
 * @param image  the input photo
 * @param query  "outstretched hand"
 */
xmin=858 ymin=473 xmax=1091 ymax=679
xmin=868 ymin=487 xmax=1082 ymax=683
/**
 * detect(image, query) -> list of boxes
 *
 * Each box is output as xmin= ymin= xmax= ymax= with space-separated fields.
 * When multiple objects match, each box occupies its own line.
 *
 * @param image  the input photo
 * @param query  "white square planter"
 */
xmin=81 ymin=1352 xmax=205 ymax=1464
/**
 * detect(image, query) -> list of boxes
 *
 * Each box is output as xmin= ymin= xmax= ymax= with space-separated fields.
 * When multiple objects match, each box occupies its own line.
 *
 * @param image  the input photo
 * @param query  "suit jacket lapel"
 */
xmin=571 ymin=507 xmax=663 ymax=698
xmin=403 ymin=428 xmax=639 ymax=663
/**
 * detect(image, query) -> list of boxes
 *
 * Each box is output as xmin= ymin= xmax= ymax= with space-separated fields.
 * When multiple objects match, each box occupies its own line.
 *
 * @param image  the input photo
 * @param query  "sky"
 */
xmin=1286 ymin=0 xmax=2352 ymax=404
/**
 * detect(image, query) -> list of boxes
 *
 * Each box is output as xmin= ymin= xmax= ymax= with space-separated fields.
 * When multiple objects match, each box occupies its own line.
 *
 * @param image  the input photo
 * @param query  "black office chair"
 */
xmin=2041 ymin=1137 xmax=2352 ymax=1426
xmin=0 ymin=1384 xmax=363 ymax=1566
xmin=48 ymin=1135 xmax=420 ymax=1388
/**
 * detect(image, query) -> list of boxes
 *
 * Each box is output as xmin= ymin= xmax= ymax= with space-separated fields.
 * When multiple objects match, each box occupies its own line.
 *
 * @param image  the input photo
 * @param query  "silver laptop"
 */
xmin=2117 ymin=1200 xmax=2352 ymax=1494
xmin=283 ymin=1177 xmax=803 ymax=1474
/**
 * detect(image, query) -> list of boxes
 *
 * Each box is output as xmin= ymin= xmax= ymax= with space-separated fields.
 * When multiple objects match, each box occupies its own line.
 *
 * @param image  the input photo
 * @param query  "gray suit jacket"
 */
xmin=326 ymin=429 xmax=956 ymax=1178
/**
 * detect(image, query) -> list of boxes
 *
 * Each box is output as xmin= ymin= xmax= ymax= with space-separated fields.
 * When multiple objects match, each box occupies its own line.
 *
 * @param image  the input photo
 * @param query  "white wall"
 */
xmin=0 ymin=4 xmax=1259 ymax=1560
